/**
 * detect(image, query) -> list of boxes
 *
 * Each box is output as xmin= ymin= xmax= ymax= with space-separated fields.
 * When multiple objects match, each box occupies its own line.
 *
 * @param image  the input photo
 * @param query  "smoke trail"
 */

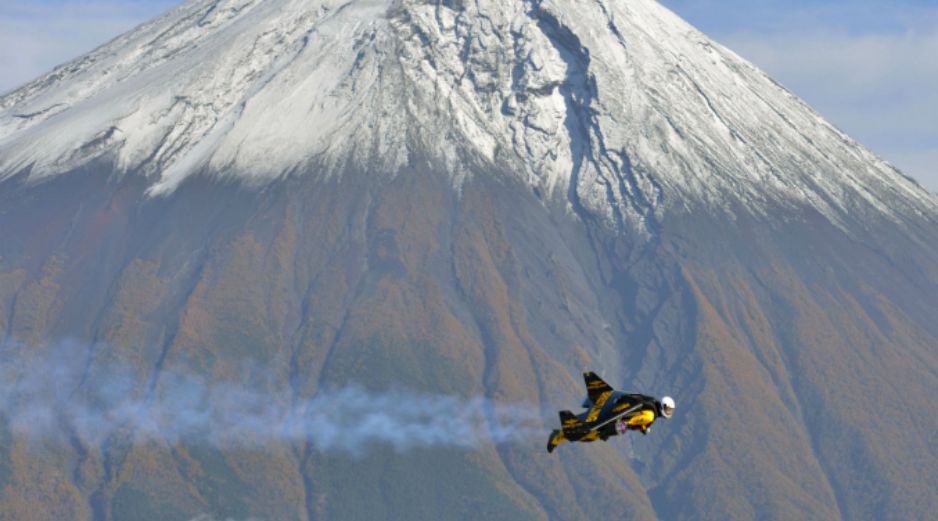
xmin=0 ymin=340 xmax=543 ymax=455
xmin=189 ymin=514 xmax=262 ymax=521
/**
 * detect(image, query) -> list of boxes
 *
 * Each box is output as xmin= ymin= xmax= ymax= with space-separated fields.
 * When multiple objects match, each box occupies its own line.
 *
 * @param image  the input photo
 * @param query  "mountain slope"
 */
xmin=1 ymin=1 xmax=937 ymax=520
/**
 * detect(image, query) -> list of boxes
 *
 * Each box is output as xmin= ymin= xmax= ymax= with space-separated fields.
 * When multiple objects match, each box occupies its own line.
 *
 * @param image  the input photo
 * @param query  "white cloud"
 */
xmin=722 ymin=29 xmax=938 ymax=110
xmin=718 ymin=27 xmax=938 ymax=192
xmin=0 ymin=1 xmax=179 ymax=94
xmin=888 ymin=147 xmax=938 ymax=193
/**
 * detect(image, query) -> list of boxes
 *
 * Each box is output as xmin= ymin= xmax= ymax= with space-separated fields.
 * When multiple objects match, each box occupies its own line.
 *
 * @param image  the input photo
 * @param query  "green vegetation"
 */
xmin=310 ymin=448 xmax=539 ymax=521
xmin=323 ymin=338 xmax=474 ymax=394
xmin=0 ymin=419 xmax=10 ymax=490
xmin=112 ymin=485 xmax=189 ymax=521
xmin=186 ymin=446 xmax=252 ymax=519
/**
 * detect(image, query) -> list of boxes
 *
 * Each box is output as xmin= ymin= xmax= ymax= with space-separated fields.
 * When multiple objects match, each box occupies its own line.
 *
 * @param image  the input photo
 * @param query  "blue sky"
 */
xmin=1 ymin=0 xmax=935 ymax=191
xmin=661 ymin=0 xmax=938 ymax=191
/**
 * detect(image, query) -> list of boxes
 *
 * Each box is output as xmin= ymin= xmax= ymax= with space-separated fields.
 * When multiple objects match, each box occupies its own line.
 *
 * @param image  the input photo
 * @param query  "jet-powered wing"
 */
xmin=548 ymin=373 xmax=674 ymax=453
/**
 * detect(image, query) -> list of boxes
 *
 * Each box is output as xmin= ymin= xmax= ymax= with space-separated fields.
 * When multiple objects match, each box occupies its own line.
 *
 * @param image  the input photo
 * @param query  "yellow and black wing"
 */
xmin=559 ymin=410 xmax=591 ymax=441
xmin=583 ymin=371 xmax=614 ymax=422
xmin=583 ymin=372 xmax=613 ymax=403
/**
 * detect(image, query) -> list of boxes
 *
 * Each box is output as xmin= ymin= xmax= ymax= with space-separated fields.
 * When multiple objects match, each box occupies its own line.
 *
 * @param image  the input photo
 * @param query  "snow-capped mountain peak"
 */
xmin=1 ymin=0 xmax=934 ymax=230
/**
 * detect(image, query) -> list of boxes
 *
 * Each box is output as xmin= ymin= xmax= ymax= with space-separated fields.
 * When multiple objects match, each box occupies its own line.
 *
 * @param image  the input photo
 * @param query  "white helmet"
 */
xmin=661 ymin=396 xmax=675 ymax=418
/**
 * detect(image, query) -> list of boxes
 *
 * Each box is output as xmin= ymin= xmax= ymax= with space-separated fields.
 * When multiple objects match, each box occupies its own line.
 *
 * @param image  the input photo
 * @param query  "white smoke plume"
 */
xmin=0 ymin=340 xmax=543 ymax=455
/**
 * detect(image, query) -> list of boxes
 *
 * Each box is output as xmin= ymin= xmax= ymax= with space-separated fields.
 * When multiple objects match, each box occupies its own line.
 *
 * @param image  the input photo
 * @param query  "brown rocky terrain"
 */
xmin=1 ymin=158 xmax=936 ymax=520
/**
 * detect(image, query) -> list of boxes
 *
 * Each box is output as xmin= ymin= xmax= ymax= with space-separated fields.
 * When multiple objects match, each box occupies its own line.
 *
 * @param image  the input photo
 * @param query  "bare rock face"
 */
xmin=1 ymin=1 xmax=937 ymax=520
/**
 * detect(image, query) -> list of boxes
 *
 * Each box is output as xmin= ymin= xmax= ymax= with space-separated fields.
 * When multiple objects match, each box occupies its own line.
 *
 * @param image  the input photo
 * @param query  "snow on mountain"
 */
xmin=1 ymin=0 xmax=935 ymax=231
